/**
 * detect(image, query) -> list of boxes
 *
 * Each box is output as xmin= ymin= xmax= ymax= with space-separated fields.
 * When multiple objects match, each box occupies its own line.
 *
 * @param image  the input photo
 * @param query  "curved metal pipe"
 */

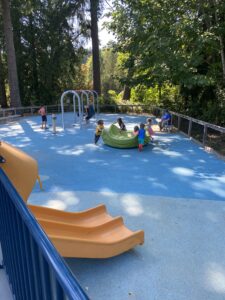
xmin=60 ymin=90 xmax=81 ymax=130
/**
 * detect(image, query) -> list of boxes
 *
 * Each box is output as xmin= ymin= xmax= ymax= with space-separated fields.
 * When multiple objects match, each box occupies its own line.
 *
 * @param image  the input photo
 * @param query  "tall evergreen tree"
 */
xmin=0 ymin=0 xmax=21 ymax=107
xmin=9 ymin=0 xmax=88 ymax=105
xmin=0 ymin=50 xmax=7 ymax=107
xmin=90 ymin=0 xmax=101 ymax=94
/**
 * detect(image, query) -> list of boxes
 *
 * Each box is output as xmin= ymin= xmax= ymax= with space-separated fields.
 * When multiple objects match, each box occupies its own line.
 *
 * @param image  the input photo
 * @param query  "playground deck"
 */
xmin=1 ymin=113 xmax=225 ymax=300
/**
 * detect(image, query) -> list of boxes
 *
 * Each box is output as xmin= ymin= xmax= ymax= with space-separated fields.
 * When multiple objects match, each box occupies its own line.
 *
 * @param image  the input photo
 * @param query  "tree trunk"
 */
xmin=29 ymin=15 xmax=40 ymax=101
xmin=90 ymin=0 xmax=101 ymax=95
xmin=1 ymin=0 xmax=21 ymax=107
xmin=218 ymin=36 xmax=225 ymax=84
xmin=0 ymin=51 xmax=8 ymax=108
xmin=213 ymin=0 xmax=225 ymax=85
xmin=122 ymin=85 xmax=131 ymax=100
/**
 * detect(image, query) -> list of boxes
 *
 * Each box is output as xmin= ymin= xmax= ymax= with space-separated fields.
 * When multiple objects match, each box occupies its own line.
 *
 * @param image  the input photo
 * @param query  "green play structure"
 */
xmin=102 ymin=124 xmax=150 ymax=149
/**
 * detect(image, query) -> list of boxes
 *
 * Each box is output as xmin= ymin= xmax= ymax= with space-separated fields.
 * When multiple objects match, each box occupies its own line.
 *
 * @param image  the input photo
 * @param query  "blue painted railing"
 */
xmin=0 ymin=168 xmax=89 ymax=300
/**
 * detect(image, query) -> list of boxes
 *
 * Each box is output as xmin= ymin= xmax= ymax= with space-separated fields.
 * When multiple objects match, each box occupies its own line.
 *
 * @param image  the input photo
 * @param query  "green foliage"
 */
xmin=6 ymin=0 xmax=88 ymax=106
xmin=130 ymin=83 xmax=180 ymax=107
xmin=107 ymin=89 xmax=123 ymax=104
xmin=106 ymin=0 xmax=225 ymax=124
xmin=80 ymin=47 xmax=123 ymax=102
xmin=100 ymin=48 xmax=122 ymax=97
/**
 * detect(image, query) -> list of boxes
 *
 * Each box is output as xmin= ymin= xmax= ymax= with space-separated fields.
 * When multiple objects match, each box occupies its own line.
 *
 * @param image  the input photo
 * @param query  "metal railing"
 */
xmin=0 ymin=169 xmax=89 ymax=300
xmin=169 ymin=111 xmax=225 ymax=157
xmin=0 ymin=104 xmax=224 ymax=157
xmin=0 ymin=104 xmax=157 ymax=118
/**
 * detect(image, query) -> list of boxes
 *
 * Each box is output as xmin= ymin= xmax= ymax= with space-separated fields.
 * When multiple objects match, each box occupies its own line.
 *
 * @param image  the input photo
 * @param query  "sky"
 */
xmin=98 ymin=15 xmax=115 ymax=47
xmin=99 ymin=0 xmax=115 ymax=47
xmin=86 ymin=0 xmax=116 ymax=48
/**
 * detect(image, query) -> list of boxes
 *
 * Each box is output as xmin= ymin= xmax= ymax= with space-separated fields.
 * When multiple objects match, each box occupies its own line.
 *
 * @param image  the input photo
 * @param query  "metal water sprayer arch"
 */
xmin=60 ymin=90 xmax=81 ymax=130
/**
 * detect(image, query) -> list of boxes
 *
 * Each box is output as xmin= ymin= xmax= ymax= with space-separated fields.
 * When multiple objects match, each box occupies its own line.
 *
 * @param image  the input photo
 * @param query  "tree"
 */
xmin=90 ymin=0 xmax=101 ymax=94
xmin=0 ymin=50 xmax=7 ymax=107
xmin=0 ymin=0 xmax=21 ymax=107
xmin=106 ymin=0 xmax=225 ymax=123
xmin=8 ymin=0 xmax=88 ymax=105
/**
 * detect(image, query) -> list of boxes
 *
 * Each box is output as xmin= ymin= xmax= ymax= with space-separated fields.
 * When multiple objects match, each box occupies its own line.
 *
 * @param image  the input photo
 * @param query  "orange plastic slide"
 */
xmin=29 ymin=204 xmax=144 ymax=258
xmin=0 ymin=141 xmax=144 ymax=258
xmin=0 ymin=141 xmax=39 ymax=201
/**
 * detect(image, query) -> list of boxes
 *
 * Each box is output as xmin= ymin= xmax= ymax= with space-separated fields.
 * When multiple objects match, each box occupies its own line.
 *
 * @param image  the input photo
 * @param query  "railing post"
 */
xmin=188 ymin=119 xmax=192 ymax=137
xmin=203 ymin=124 xmax=208 ymax=146
xmin=178 ymin=116 xmax=181 ymax=130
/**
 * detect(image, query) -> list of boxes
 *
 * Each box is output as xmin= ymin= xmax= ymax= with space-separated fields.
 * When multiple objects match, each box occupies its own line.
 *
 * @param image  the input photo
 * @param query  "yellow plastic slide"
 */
xmin=29 ymin=204 xmax=144 ymax=258
xmin=0 ymin=141 xmax=144 ymax=258
xmin=29 ymin=204 xmax=114 ymax=226
xmin=38 ymin=217 xmax=144 ymax=258
xmin=0 ymin=141 xmax=39 ymax=201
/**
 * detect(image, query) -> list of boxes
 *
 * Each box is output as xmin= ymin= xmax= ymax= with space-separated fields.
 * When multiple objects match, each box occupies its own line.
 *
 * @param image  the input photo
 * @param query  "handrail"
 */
xmin=169 ymin=111 xmax=225 ymax=133
xmin=0 ymin=103 xmax=224 ymax=154
xmin=0 ymin=169 xmax=89 ymax=300
xmin=1 ymin=104 xmax=224 ymax=133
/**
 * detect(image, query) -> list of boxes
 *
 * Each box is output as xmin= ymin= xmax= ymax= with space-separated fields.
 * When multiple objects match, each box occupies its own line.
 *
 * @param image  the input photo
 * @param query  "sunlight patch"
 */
xmin=147 ymin=177 xmax=156 ymax=182
xmin=141 ymin=159 xmax=149 ymax=163
xmin=57 ymin=148 xmax=84 ymax=156
xmin=218 ymin=175 xmax=225 ymax=184
xmin=161 ymin=150 xmax=182 ymax=157
xmin=57 ymin=191 xmax=80 ymax=205
xmin=198 ymin=159 xmax=206 ymax=163
xmin=205 ymin=263 xmax=225 ymax=293
xmin=193 ymin=180 xmax=225 ymax=198
xmin=99 ymin=188 xmax=117 ymax=197
xmin=152 ymin=182 xmax=167 ymax=190
xmin=84 ymin=143 xmax=99 ymax=150
xmin=88 ymin=159 xmax=105 ymax=163
xmin=46 ymin=200 xmax=66 ymax=210
xmin=121 ymin=194 xmax=144 ymax=216
xmin=153 ymin=147 xmax=182 ymax=157
xmin=172 ymin=167 xmax=194 ymax=176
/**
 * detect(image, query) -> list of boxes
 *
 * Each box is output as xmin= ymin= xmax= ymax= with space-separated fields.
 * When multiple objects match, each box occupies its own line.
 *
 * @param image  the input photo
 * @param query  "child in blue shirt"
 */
xmin=138 ymin=123 xmax=146 ymax=151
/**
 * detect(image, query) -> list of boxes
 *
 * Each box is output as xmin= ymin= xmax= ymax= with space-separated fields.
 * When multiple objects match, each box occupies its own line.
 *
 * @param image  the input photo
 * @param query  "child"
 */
xmin=85 ymin=101 xmax=95 ymax=123
xmin=133 ymin=125 xmax=139 ymax=136
xmin=117 ymin=117 xmax=126 ymax=131
xmin=146 ymin=118 xmax=154 ymax=140
xmin=95 ymin=120 xmax=104 ymax=145
xmin=38 ymin=105 xmax=47 ymax=129
xmin=138 ymin=123 xmax=146 ymax=151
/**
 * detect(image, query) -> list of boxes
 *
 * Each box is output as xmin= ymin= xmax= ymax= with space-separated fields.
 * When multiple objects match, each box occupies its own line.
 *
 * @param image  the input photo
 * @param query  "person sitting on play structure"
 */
xmin=94 ymin=120 xmax=104 ymax=145
xmin=133 ymin=125 xmax=139 ymax=136
xmin=146 ymin=118 xmax=154 ymax=140
xmin=159 ymin=109 xmax=171 ymax=131
xmin=85 ymin=101 xmax=95 ymax=123
xmin=137 ymin=123 xmax=146 ymax=152
xmin=38 ymin=105 xmax=47 ymax=129
xmin=116 ymin=117 xmax=126 ymax=131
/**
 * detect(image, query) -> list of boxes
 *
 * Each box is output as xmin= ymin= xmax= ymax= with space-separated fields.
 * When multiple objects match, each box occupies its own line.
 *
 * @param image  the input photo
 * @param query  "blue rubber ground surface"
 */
xmin=1 ymin=113 xmax=225 ymax=300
